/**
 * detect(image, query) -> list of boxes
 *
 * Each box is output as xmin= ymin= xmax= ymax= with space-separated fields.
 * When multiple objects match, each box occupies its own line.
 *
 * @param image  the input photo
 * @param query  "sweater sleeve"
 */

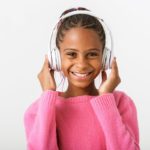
xmin=24 ymin=90 xmax=59 ymax=150
xmin=90 ymin=91 xmax=140 ymax=150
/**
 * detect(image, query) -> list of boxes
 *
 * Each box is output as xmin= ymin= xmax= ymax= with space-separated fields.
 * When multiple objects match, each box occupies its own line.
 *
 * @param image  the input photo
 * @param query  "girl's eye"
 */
xmin=66 ymin=52 xmax=76 ymax=57
xmin=88 ymin=52 xmax=98 ymax=57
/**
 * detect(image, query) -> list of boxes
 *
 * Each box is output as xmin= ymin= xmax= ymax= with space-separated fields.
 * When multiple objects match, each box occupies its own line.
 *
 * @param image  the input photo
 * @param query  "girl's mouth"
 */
xmin=70 ymin=71 xmax=93 ymax=80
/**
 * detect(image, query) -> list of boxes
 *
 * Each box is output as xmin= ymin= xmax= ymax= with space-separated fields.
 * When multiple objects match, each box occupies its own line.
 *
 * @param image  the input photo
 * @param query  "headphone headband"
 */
xmin=60 ymin=10 xmax=95 ymax=20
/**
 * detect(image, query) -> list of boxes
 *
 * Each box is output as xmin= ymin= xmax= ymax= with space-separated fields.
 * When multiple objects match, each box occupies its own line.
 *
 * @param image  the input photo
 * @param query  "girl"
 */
xmin=24 ymin=7 xmax=140 ymax=150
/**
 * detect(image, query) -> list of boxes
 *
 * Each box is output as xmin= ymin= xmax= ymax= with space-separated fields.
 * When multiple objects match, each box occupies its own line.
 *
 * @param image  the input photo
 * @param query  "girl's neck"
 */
xmin=62 ymin=82 xmax=99 ymax=98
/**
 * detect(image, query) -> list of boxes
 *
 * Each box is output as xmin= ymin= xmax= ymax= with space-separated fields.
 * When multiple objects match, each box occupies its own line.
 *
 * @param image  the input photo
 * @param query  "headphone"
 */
xmin=48 ymin=7 xmax=114 ymax=71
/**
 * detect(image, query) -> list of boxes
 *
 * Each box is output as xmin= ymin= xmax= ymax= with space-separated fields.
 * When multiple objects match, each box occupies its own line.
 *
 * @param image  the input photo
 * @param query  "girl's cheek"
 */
xmin=92 ymin=60 xmax=102 ymax=70
xmin=61 ymin=61 xmax=70 ymax=75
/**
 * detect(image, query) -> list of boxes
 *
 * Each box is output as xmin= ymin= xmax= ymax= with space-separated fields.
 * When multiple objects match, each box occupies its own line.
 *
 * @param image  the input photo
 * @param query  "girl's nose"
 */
xmin=75 ymin=56 xmax=88 ymax=69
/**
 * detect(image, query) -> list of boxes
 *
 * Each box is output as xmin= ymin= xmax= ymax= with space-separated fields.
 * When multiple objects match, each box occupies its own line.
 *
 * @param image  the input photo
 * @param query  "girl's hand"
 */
xmin=98 ymin=57 xmax=121 ymax=95
xmin=37 ymin=54 xmax=56 ymax=91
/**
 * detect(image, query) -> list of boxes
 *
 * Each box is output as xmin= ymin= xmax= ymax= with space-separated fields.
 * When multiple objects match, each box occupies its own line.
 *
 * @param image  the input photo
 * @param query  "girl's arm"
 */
xmin=90 ymin=91 xmax=140 ymax=150
xmin=24 ymin=90 xmax=59 ymax=150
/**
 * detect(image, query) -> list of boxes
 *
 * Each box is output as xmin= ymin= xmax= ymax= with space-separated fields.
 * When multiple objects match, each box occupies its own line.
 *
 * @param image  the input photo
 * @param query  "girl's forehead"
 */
xmin=62 ymin=27 xmax=99 ymax=38
xmin=59 ymin=27 xmax=103 ymax=50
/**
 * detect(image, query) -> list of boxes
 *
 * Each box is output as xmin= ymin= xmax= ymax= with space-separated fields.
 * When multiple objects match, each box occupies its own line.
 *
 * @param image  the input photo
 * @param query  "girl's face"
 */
xmin=59 ymin=27 xmax=103 ymax=89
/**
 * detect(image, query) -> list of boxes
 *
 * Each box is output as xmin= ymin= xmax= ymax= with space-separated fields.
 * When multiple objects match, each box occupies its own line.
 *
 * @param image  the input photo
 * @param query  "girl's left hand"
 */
xmin=98 ymin=57 xmax=121 ymax=95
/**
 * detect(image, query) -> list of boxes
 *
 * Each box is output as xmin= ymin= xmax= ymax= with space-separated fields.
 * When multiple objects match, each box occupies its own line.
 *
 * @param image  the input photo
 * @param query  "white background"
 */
xmin=0 ymin=0 xmax=150 ymax=149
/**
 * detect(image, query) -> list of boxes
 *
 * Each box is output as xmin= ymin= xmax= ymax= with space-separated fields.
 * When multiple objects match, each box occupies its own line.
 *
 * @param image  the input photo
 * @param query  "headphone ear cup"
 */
xmin=47 ymin=49 xmax=53 ymax=69
xmin=47 ymin=47 xmax=61 ymax=71
xmin=102 ymin=47 xmax=111 ymax=70
xmin=55 ymin=47 xmax=61 ymax=71
xmin=47 ymin=48 xmax=57 ymax=71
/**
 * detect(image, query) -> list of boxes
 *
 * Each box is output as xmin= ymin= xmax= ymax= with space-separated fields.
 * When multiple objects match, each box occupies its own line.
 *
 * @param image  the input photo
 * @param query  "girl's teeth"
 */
xmin=72 ymin=72 xmax=90 ymax=77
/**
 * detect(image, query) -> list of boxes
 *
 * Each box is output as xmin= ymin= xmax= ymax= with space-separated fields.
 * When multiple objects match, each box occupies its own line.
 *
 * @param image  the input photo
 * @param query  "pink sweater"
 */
xmin=24 ymin=90 xmax=140 ymax=150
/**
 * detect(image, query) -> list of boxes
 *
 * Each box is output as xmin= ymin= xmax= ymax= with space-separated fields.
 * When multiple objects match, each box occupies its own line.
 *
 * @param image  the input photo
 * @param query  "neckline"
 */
xmin=57 ymin=91 xmax=99 ymax=103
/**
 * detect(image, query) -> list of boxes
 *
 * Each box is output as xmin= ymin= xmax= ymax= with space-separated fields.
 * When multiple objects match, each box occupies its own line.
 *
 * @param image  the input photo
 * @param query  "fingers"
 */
xmin=43 ymin=54 xmax=50 ymax=69
xmin=111 ymin=57 xmax=121 ymax=84
xmin=111 ymin=57 xmax=119 ymax=76
xmin=44 ymin=54 xmax=55 ymax=78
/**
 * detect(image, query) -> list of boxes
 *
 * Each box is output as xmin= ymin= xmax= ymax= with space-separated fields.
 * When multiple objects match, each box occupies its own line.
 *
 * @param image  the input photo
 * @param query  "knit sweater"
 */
xmin=24 ymin=90 xmax=140 ymax=150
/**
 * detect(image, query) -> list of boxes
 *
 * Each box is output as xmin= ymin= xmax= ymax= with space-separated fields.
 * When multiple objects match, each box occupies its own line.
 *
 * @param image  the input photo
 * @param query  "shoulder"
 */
xmin=24 ymin=92 xmax=48 ymax=115
xmin=24 ymin=90 xmax=59 ymax=115
xmin=112 ymin=90 xmax=136 ymax=107
xmin=112 ymin=90 xmax=137 ymax=113
xmin=24 ymin=97 xmax=40 ymax=120
xmin=113 ymin=90 xmax=133 ymax=102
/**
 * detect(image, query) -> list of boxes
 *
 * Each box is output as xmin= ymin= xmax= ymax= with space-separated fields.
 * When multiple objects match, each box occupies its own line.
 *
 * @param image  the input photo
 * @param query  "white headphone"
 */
xmin=48 ymin=7 xmax=114 ymax=71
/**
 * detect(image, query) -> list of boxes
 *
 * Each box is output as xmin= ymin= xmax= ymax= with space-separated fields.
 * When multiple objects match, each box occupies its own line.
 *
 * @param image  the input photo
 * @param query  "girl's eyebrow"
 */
xmin=64 ymin=48 xmax=101 ymax=52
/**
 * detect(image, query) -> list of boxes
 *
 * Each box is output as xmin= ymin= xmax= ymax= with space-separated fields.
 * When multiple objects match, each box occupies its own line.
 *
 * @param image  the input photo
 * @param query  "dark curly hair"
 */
xmin=56 ymin=13 xmax=106 ymax=51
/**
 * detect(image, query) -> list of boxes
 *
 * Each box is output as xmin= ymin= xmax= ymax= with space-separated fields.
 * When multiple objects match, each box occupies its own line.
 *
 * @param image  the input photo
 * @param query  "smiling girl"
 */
xmin=24 ymin=7 xmax=140 ymax=150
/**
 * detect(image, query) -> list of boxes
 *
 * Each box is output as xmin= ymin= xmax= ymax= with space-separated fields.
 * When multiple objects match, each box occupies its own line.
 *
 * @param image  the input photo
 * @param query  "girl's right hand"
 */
xmin=37 ymin=54 xmax=56 ymax=91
